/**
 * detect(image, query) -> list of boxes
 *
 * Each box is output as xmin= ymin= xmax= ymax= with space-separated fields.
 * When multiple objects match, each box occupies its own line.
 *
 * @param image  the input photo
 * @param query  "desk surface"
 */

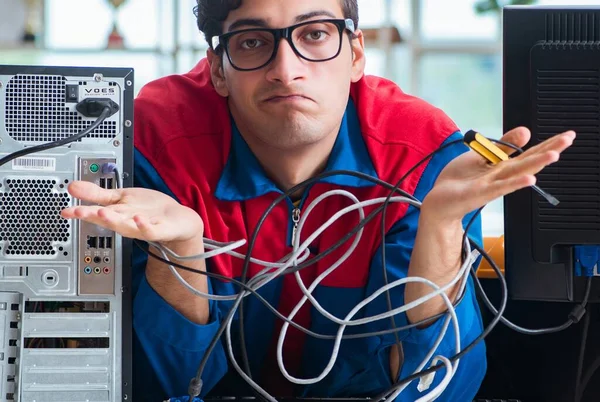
xmin=477 ymin=236 xmax=504 ymax=279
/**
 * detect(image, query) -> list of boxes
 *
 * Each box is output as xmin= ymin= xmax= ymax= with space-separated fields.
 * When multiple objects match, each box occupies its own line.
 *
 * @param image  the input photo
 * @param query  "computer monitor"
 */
xmin=503 ymin=5 xmax=600 ymax=302
xmin=0 ymin=65 xmax=134 ymax=401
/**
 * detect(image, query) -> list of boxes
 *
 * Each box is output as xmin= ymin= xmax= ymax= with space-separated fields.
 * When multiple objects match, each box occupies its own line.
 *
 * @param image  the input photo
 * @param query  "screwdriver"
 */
xmin=464 ymin=129 xmax=559 ymax=206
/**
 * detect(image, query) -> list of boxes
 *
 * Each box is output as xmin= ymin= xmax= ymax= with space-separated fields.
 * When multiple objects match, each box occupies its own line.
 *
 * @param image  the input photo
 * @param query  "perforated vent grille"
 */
xmin=535 ymin=69 xmax=600 ymax=230
xmin=544 ymin=12 xmax=600 ymax=44
xmin=4 ymin=75 xmax=117 ymax=142
xmin=0 ymin=178 xmax=71 ymax=256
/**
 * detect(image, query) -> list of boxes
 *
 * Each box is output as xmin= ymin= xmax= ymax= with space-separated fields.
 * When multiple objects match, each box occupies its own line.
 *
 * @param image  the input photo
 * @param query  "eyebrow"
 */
xmin=295 ymin=10 xmax=338 ymax=23
xmin=226 ymin=10 xmax=338 ymax=32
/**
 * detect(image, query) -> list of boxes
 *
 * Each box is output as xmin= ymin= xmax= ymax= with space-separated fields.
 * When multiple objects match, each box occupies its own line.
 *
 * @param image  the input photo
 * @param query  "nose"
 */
xmin=264 ymin=38 xmax=306 ymax=85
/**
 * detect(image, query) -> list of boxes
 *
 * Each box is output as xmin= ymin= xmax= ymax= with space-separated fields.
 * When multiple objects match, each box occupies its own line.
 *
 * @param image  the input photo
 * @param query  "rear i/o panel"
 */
xmin=0 ymin=66 xmax=133 ymax=401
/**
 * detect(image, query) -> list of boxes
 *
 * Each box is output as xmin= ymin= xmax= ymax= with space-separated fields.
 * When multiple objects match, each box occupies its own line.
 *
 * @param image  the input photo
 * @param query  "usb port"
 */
xmin=98 ymin=237 xmax=105 ymax=249
xmin=99 ymin=178 xmax=106 ymax=188
xmin=106 ymin=178 xmax=113 ymax=189
xmin=106 ymin=237 xmax=113 ymax=249
xmin=87 ymin=236 xmax=98 ymax=249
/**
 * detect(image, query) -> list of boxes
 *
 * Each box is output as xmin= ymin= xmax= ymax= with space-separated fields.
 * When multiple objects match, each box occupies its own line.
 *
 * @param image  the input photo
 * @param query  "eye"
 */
xmin=241 ymin=38 xmax=263 ymax=49
xmin=305 ymin=30 xmax=328 ymax=41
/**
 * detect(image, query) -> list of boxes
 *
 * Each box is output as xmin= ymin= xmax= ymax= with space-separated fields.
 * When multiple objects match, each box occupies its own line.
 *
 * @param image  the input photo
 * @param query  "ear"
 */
xmin=207 ymin=49 xmax=229 ymax=97
xmin=350 ymin=29 xmax=366 ymax=83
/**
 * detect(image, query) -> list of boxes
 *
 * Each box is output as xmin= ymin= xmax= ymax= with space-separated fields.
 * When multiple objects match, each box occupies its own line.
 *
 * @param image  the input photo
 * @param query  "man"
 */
xmin=61 ymin=0 xmax=575 ymax=400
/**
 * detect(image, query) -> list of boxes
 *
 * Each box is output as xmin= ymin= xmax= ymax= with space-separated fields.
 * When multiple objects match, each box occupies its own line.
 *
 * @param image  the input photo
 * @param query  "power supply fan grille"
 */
xmin=0 ymin=179 xmax=71 ymax=256
xmin=535 ymin=69 xmax=600 ymax=230
xmin=4 ymin=74 xmax=117 ymax=142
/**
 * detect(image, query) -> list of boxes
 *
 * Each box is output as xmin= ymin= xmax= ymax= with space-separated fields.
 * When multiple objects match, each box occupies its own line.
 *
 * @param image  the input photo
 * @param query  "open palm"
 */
xmin=61 ymin=181 xmax=204 ymax=245
xmin=422 ymin=127 xmax=576 ymax=222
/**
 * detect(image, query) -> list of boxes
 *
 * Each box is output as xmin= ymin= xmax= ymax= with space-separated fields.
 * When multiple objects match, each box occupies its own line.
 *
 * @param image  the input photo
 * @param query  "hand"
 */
xmin=421 ymin=127 xmax=576 ymax=222
xmin=61 ymin=181 xmax=204 ymax=246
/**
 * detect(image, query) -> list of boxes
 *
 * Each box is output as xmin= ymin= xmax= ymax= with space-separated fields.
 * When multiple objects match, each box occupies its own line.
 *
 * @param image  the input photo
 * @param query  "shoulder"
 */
xmin=133 ymin=59 xmax=231 ymax=203
xmin=350 ymin=75 xmax=462 ymax=196
xmin=134 ymin=59 xmax=229 ymax=152
xmin=350 ymin=74 xmax=459 ymax=154
xmin=134 ymin=59 xmax=231 ymax=164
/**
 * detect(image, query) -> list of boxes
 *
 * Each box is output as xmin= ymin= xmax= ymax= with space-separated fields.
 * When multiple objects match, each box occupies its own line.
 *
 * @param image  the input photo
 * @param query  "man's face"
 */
xmin=209 ymin=0 xmax=365 ymax=151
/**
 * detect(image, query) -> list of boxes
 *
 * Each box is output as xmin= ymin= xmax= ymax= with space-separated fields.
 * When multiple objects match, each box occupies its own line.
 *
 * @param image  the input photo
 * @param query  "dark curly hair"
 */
xmin=193 ymin=0 xmax=359 ymax=49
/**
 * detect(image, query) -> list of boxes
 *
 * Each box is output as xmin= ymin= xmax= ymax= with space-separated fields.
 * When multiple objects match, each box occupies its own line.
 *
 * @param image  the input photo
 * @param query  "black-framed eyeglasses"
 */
xmin=211 ymin=18 xmax=356 ymax=71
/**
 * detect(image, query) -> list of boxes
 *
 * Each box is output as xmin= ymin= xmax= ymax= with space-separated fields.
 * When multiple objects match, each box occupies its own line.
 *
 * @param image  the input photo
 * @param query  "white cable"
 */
xmin=291 ymin=195 xmax=417 ymax=326
xmin=291 ymin=204 xmax=472 ymax=327
xmin=384 ymin=243 xmax=476 ymax=401
xmin=218 ymin=190 xmax=462 ymax=396
xmin=278 ymin=274 xmax=461 ymax=385
xmin=414 ymin=356 xmax=454 ymax=402
xmin=226 ymin=266 xmax=464 ymax=402
xmin=277 ymin=202 xmax=474 ymax=388
xmin=151 ymin=187 xmax=476 ymax=399
xmin=149 ymin=237 xmax=311 ymax=301
xmin=157 ymin=238 xmax=311 ymax=269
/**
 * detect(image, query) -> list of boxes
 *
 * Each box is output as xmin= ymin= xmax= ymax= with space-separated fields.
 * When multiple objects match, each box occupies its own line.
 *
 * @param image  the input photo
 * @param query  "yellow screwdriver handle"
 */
xmin=464 ymin=130 xmax=509 ymax=165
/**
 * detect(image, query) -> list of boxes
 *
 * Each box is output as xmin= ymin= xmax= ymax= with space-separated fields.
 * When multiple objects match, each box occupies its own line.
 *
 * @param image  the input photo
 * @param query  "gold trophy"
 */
xmin=106 ymin=0 xmax=127 ymax=48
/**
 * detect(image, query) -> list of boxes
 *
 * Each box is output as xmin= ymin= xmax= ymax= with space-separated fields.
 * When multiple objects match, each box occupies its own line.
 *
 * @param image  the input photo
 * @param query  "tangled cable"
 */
xmin=151 ymin=188 xmax=478 ymax=402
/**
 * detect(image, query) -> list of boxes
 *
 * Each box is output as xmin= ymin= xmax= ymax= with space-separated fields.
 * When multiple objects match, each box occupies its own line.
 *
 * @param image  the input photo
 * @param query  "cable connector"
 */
xmin=187 ymin=377 xmax=203 ymax=401
xmin=569 ymin=304 xmax=587 ymax=324
xmin=417 ymin=371 xmax=435 ymax=392
xmin=574 ymin=245 xmax=599 ymax=277
xmin=76 ymin=98 xmax=119 ymax=118
xmin=101 ymin=162 xmax=118 ymax=174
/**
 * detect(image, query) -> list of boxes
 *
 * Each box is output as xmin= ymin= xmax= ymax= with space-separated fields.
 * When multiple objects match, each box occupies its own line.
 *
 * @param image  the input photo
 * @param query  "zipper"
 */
xmin=287 ymin=186 xmax=311 ymax=247
xmin=291 ymin=207 xmax=301 ymax=247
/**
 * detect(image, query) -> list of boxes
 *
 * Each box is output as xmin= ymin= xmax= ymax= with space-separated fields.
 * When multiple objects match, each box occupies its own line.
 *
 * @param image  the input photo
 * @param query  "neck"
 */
xmin=242 ymin=132 xmax=338 ymax=198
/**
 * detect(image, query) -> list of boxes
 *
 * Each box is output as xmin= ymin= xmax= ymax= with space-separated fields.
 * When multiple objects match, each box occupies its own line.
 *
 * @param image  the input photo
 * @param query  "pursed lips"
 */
xmin=263 ymin=93 xmax=313 ymax=103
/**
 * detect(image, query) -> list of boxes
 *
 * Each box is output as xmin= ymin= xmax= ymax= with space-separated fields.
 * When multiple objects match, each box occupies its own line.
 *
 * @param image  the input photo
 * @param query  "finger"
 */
xmin=67 ymin=181 xmax=122 ymax=206
xmin=494 ymin=150 xmax=560 ymax=180
xmin=61 ymin=205 xmax=139 ymax=237
xmin=516 ymin=130 xmax=576 ymax=158
xmin=495 ymin=126 xmax=531 ymax=156
xmin=61 ymin=205 xmax=104 ymax=220
xmin=488 ymin=174 xmax=537 ymax=201
xmin=61 ymin=204 xmax=130 ymax=221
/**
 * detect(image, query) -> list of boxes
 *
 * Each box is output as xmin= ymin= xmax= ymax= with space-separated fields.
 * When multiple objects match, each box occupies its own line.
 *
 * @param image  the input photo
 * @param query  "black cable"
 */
xmin=108 ymin=128 xmax=575 ymax=399
xmin=139 ymin=240 xmax=450 ymax=339
xmin=233 ymin=170 xmax=419 ymax=395
xmin=466 ymin=137 xmax=592 ymax=336
xmin=374 ymin=205 xmax=483 ymax=401
xmin=177 ymin=131 xmax=572 ymax=398
xmin=234 ymin=170 xmax=418 ymax=391
xmin=379 ymin=139 xmax=465 ymax=383
xmin=489 ymin=138 xmax=523 ymax=154
xmin=0 ymin=106 xmax=112 ymax=167
xmin=119 ymin=173 xmax=463 ymax=342
xmin=186 ymin=169 xmax=434 ymax=398
xmin=577 ymin=346 xmax=600 ymax=402
xmin=374 ymin=235 xmax=508 ymax=401
xmin=11 ymin=96 xmax=569 ymax=399
xmin=191 ymin=136 xmax=526 ymax=398
xmin=473 ymin=272 xmax=591 ymax=335
xmin=113 ymin=167 xmax=122 ymax=190
xmin=376 ymin=218 xmax=592 ymax=401
xmin=575 ymin=304 xmax=591 ymax=402
xmin=177 ymin=132 xmax=568 ymax=399
xmin=374 ymin=206 xmax=493 ymax=401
